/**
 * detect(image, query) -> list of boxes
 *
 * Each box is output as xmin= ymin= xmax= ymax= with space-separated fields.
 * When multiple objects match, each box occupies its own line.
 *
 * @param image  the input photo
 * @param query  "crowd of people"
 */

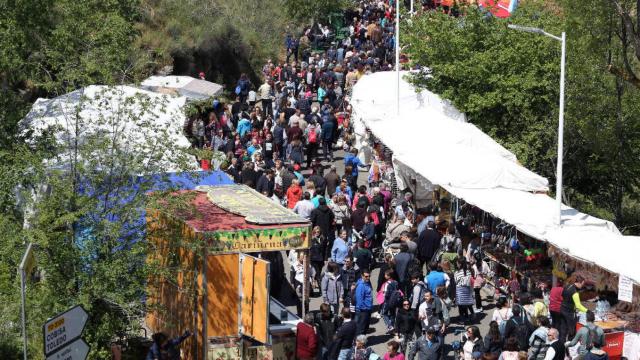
xmin=172 ymin=1 xmax=612 ymax=360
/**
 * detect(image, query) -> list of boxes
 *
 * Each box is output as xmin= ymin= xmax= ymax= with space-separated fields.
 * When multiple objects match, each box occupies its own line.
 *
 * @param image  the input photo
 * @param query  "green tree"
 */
xmin=404 ymin=1 xmax=563 ymax=183
xmin=403 ymin=0 xmax=640 ymax=230
xmin=283 ymin=0 xmax=352 ymax=23
xmin=560 ymin=0 xmax=640 ymax=227
xmin=1 ymin=87 xmax=194 ymax=359
xmin=137 ymin=0 xmax=295 ymax=85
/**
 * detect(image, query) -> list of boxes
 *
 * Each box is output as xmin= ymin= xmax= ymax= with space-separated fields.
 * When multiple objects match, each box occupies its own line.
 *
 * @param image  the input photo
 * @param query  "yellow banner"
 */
xmin=206 ymin=227 xmax=309 ymax=253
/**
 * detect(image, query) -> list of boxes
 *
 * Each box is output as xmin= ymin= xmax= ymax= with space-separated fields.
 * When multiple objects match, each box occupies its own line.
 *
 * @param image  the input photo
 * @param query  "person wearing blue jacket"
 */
xmin=344 ymin=148 xmax=367 ymax=190
xmin=236 ymin=113 xmax=252 ymax=138
xmin=354 ymin=269 xmax=373 ymax=335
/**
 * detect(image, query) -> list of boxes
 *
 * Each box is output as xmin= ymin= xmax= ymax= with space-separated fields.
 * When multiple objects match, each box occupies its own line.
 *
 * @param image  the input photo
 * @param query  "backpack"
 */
xmin=511 ymin=317 xmax=531 ymax=350
xmin=410 ymin=282 xmax=428 ymax=306
xmin=308 ymin=127 xmax=318 ymax=143
xmin=585 ymin=325 xmax=601 ymax=350
xmin=386 ymin=288 xmax=404 ymax=311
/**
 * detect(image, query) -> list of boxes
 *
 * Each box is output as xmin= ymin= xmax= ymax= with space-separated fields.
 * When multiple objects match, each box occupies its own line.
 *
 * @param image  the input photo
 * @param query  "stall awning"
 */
xmin=351 ymin=71 xmax=640 ymax=285
xmin=351 ymin=71 xmax=546 ymax=192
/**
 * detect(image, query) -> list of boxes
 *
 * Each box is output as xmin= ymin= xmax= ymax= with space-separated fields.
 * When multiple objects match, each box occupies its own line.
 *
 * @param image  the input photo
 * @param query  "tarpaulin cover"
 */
xmin=19 ymin=85 xmax=194 ymax=173
xmin=141 ymin=76 xmax=223 ymax=101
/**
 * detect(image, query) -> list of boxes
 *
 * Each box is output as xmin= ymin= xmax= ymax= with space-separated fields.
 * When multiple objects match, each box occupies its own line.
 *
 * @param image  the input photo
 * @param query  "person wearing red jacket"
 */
xmin=549 ymin=280 xmax=563 ymax=338
xmin=296 ymin=314 xmax=318 ymax=360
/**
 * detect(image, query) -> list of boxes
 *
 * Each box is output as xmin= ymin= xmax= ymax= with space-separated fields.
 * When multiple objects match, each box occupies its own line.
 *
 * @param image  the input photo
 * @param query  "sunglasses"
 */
xmin=403 ymin=303 xmax=410 ymax=306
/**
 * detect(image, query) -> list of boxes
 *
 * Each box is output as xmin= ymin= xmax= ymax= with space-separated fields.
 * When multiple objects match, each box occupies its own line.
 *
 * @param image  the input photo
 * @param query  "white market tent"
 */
xmin=350 ymin=71 xmax=640 ymax=285
xmin=19 ymin=85 xmax=195 ymax=173
xmin=141 ymin=75 xmax=223 ymax=101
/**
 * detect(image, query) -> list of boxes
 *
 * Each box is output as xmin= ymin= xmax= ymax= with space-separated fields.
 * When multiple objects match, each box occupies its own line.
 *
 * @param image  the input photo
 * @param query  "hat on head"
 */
xmin=293 ymin=164 xmax=301 ymax=171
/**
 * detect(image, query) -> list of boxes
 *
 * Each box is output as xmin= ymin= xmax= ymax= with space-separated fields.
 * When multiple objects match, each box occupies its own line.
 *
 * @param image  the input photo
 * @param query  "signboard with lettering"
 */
xmin=196 ymin=185 xmax=308 ymax=224
xmin=42 ymin=305 xmax=88 ymax=356
xmin=46 ymin=338 xmax=90 ymax=360
xmin=205 ymin=227 xmax=309 ymax=253
xmin=618 ymin=275 xmax=633 ymax=303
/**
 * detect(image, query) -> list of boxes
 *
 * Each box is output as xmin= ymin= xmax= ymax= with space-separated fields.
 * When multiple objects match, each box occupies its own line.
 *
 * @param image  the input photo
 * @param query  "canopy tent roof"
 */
xmin=351 ymin=71 xmax=546 ymax=192
xmin=141 ymin=75 xmax=223 ymax=101
xmin=19 ymin=85 xmax=194 ymax=173
xmin=351 ymin=71 xmax=640 ymax=284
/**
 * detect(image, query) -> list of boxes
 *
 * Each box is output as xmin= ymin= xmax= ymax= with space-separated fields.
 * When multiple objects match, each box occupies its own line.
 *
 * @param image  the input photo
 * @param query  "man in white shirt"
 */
xmin=293 ymin=192 xmax=315 ymax=219
xmin=544 ymin=328 xmax=565 ymax=360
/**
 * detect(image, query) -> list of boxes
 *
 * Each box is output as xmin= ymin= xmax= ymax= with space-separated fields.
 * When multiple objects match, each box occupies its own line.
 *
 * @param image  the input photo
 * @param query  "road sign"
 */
xmin=19 ymin=242 xmax=36 ymax=277
xmin=42 ymin=305 xmax=89 ymax=356
xmin=45 ymin=338 xmax=90 ymax=360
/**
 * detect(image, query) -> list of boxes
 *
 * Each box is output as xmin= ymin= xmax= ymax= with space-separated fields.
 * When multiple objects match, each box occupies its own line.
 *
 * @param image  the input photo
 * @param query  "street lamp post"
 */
xmin=508 ymin=24 xmax=566 ymax=226
xmin=395 ymin=0 xmax=400 ymax=115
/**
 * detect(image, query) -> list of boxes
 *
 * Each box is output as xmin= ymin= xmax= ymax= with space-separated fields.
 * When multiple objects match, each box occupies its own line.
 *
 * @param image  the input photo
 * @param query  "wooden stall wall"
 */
xmin=145 ymin=209 xmax=201 ymax=359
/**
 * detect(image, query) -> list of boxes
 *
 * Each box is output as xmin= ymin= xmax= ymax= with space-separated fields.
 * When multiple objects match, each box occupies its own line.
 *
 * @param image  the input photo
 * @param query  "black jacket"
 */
xmin=417 ymin=228 xmax=441 ymax=261
xmin=308 ymin=174 xmax=327 ymax=195
xmin=483 ymin=335 xmax=504 ymax=355
xmin=255 ymin=175 xmax=274 ymax=197
xmin=226 ymin=165 xmax=241 ymax=183
xmin=350 ymin=208 xmax=367 ymax=232
xmin=395 ymin=307 xmax=417 ymax=336
xmin=240 ymin=168 xmax=257 ymax=188
xmin=329 ymin=319 xmax=356 ymax=358
xmin=504 ymin=315 xmax=535 ymax=351
xmin=310 ymin=205 xmax=335 ymax=239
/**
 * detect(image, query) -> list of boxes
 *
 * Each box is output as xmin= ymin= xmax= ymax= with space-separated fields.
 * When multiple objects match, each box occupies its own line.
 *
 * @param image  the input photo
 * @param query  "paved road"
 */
xmin=283 ymin=148 xmax=495 ymax=358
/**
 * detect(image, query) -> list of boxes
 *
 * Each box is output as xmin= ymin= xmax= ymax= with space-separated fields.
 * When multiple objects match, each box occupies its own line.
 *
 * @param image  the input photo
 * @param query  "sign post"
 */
xmin=19 ymin=242 xmax=35 ymax=360
xmin=43 ymin=305 xmax=89 ymax=359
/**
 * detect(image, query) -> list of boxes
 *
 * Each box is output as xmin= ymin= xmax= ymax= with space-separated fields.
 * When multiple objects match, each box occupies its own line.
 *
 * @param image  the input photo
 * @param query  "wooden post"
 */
xmin=302 ymin=251 xmax=309 ymax=318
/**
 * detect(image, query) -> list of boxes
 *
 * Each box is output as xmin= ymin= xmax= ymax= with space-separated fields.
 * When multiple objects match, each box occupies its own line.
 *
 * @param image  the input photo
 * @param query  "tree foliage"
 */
xmin=137 ymin=0 xmax=295 ymax=85
xmin=403 ymin=0 xmax=640 ymax=230
xmin=0 ymin=88 xmax=195 ymax=358
xmin=284 ymin=0 xmax=352 ymax=23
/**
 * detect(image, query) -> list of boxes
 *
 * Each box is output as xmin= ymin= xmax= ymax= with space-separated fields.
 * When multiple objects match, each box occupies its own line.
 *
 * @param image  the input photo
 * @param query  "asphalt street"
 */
xmin=283 ymin=149 xmax=496 ymax=358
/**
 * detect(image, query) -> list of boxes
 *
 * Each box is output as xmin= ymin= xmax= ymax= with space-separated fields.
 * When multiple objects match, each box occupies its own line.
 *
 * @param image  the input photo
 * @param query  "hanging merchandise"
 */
xmin=509 ymin=235 xmax=520 ymax=252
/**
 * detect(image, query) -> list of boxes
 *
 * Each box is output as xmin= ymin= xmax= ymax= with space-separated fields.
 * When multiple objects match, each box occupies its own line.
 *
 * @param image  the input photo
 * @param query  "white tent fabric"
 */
xmin=141 ymin=75 xmax=223 ymax=100
xmin=351 ymin=72 xmax=547 ymax=192
xmin=546 ymin=227 xmax=640 ymax=285
xmin=351 ymin=71 xmax=640 ymax=285
xmin=351 ymin=71 xmax=517 ymax=163
xmin=19 ymin=85 xmax=194 ymax=173
xmin=446 ymin=187 xmax=620 ymax=239
xmin=350 ymin=70 xmax=466 ymax=122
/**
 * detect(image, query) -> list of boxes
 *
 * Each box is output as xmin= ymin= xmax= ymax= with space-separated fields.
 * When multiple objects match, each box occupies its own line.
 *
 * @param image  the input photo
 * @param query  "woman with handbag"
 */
xmin=455 ymin=259 xmax=476 ymax=324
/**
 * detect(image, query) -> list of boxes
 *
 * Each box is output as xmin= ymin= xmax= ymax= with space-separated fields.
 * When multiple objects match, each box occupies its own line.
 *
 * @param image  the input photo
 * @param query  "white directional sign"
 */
xmin=45 ymin=338 xmax=90 ymax=360
xmin=43 ymin=305 xmax=89 ymax=356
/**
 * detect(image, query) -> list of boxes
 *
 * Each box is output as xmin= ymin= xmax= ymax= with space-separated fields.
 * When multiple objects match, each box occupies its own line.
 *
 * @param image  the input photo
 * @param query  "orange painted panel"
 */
xmin=240 ymin=255 xmax=270 ymax=344
xmin=206 ymin=253 xmax=240 ymax=337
